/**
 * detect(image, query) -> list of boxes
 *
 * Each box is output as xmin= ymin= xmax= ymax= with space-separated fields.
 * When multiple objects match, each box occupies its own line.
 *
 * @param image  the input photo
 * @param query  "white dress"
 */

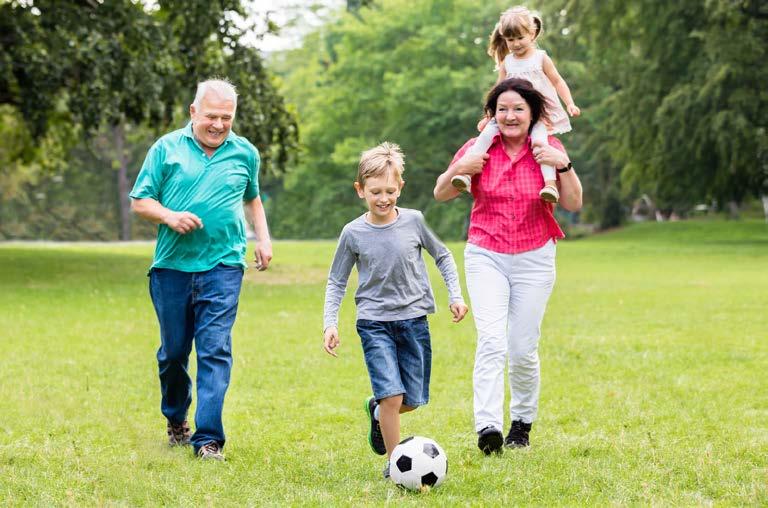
xmin=503 ymin=49 xmax=571 ymax=134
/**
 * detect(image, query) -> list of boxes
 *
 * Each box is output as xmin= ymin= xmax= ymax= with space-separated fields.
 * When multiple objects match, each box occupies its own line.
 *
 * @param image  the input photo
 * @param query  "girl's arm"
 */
xmin=542 ymin=54 xmax=580 ymax=117
xmin=496 ymin=65 xmax=507 ymax=84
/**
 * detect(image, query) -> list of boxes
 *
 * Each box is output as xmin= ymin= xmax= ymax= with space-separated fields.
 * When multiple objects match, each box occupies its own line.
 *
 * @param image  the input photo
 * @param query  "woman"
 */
xmin=434 ymin=78 xmax=582 ymax=454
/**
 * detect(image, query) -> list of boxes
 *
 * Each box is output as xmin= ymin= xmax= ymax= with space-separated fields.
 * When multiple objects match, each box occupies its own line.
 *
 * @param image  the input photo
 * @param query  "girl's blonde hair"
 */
xmin=357 ymin=142 xmax=405 ymax=187
xmin=487 ymin=6 xmax=543 ymax=66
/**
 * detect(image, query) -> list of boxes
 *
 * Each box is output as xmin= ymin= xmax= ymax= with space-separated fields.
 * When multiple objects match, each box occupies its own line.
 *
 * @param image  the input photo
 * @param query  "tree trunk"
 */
xmin=113 ymin=120 xmax=131 ymax=241
xmin=727 ymin=200 xmax=741 ymax=220
xmin=762 ymin=195 xmax=768 ymax=223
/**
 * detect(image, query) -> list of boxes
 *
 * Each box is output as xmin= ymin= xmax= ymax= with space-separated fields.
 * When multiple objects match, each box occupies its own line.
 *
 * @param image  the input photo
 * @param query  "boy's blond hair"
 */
xmin=357 ymin=142 xmax=405 ymax=187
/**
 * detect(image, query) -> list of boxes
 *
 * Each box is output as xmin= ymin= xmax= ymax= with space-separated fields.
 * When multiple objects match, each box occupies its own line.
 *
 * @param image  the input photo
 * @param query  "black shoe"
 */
xmin=504 ymin=420 xmax=532 ymax=448
xmin=365 ymin=396 xmax=386 ymax=455
xmin=477 ymin=426 xmax=503 ymax=455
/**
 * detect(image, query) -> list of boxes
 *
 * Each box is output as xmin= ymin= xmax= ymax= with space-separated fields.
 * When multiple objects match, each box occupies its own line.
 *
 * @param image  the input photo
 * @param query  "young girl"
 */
xmin=322 ymin=142 xmax=468 ymax=479
xmin=452 ymin=5 xmax=580 ymax=203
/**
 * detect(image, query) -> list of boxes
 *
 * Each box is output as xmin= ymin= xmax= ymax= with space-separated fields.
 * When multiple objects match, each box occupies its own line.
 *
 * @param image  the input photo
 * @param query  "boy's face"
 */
xmin=354 ymin=170 xmax=404 ymax=225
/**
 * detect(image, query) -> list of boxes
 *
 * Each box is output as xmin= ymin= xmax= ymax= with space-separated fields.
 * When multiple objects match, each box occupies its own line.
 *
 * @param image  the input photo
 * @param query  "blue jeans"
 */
xmin=149 ymin=263 xmax=244 ymax=451
xmin=356 ymin=316 xmax=432 ymax=407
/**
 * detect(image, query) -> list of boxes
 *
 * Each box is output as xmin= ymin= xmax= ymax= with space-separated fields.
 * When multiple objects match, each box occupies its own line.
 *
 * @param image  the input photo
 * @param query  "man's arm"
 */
xmin=130 ymin=198 xmax=203 ymax=234
xmin=244 ymin=196 xmax=272 ymax=270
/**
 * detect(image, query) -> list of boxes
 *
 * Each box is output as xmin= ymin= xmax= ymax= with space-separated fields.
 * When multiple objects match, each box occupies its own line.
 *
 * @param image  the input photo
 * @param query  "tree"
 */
xmin=271 ymin=0 xmax=512 ymax=239
xmin=0 ymin=0 xmax=298 ymax=240
xmin=564 ymin=0 xmax=767 ymax=215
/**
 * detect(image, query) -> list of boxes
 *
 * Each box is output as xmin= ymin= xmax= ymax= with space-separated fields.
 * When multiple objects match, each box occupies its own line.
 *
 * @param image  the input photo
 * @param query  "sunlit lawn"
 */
xmin=0 ymin=219 xmax=766 ymax=505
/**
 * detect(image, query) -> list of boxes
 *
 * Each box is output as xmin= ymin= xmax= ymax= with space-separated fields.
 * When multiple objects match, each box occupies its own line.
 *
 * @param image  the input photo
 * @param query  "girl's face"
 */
xmin=494 ymin=90 xmax=532 ymax=141
xmin=354 ymin=170 xmax=403 ymax=225
xmin=504 ymin=31 xmax=535 ymax=57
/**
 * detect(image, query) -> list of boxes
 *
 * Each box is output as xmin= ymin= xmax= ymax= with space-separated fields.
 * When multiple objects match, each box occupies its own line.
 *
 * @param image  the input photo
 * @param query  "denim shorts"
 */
xmin=356 ymin=316 xmax=432 ymax=408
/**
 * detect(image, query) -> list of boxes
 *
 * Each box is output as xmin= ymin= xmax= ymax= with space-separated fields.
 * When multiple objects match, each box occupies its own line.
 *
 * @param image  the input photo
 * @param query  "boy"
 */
xmin=322 ymin=142 xmax=468 ymax=479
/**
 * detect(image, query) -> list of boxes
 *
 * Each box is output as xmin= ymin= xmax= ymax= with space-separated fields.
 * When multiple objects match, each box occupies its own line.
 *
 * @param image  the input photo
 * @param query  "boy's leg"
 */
xmin=531 ymin=122 xmax=559 ymax=203
xmin=189 ymin=264 xmax=244 ymax=454
xmin=357 ymin=320 xmax=405 ymax=457
xmin=378 ymin=395 xmax=404 ymax=456
xmin=149 ymin=269 xmax=195 ymax=432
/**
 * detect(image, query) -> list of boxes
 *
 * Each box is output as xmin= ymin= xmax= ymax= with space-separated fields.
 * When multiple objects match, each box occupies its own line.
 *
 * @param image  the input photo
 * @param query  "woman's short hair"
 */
xmin=357 ymin=142 xmax=405 ymax=187
xmin=484 ymin=78 xmax=550 ymax=132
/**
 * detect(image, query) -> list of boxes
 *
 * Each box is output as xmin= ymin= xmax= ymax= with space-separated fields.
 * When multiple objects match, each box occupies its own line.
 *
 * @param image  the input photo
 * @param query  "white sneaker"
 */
xmin=539 ymin=185 xmax=559 ymax=203
xmin=451 ymin=174 xmax=472 ymax=193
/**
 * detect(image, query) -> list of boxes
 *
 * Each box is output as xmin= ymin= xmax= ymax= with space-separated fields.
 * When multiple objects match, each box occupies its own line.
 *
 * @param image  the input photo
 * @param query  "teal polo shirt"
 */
xmin=130 ymin=122 xmax=260 ymax=272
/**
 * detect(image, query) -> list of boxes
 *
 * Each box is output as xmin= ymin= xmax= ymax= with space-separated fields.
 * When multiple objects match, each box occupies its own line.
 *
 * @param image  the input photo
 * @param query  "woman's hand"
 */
xmin=532 ymin=144 xmax=569 ymax=169
xmin=433 ymin=152 xmax=489 ymax=201
xmin=455 ymin=152 xmax=489 ymax=178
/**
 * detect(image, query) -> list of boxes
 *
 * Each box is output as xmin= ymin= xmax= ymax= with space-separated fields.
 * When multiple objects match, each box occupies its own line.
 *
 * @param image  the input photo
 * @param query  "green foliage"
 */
xmin=0 ymin=122 xmax=158 ymax=241
xmin=1 ymin=221 xmax=766 ymax=504
xmin=269 ymin=0 xmax=766 ymax=236
xmin=0 ymin=0 xmax=298 ymax=240
xmin=564 ymin=0 xmax=768 ymax=211
xmin=271 ymin=0 xmax=506 ymax=239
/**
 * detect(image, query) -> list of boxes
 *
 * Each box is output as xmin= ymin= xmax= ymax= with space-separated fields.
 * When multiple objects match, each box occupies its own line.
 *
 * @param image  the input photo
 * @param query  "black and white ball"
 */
xmin=389 ymin=436 xmax=448 ymax=490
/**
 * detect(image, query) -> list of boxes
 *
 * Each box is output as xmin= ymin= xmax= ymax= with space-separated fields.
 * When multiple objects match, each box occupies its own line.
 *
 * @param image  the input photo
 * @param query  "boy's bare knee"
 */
xmin=400 ymin=404 xmax=416 ymax=414
xmin=379 ymin=394 xmax=404 ymax=410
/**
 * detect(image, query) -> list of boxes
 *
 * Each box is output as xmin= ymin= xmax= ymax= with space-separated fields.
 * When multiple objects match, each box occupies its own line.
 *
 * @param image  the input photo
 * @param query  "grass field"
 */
xmin=1 ymin=219 xmax=766 ymax=506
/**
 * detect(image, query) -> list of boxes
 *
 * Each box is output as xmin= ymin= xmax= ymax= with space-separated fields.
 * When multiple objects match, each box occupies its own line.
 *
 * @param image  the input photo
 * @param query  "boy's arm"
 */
xmin=542 ymin=54 xmax=580 ymax=116
xmin=417 ymin=213 xmax=464 ymax=305
xmin=323 ymin=230 xmax=356 ymax=333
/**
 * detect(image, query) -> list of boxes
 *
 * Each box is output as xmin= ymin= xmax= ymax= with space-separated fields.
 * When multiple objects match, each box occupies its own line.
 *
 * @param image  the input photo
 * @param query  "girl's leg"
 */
xmin=379 ymin=395 xmax=404 ymax=456
xmin=468 ymin=118 xmax=499 ymax=155
xmin=531 ymin=122 xmax=559 ymax=202
xmin=451 ymin=119 xmax=499 ymax=192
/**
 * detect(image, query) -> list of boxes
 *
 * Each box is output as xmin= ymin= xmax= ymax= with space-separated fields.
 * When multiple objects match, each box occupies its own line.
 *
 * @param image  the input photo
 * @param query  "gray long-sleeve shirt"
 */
xmin=323 ymin=208 xmax=464 ymax=330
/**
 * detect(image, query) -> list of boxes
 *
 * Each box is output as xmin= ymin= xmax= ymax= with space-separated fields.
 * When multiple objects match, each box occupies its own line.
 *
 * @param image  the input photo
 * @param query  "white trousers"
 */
xmin=465 ymin=241 xmax=556 ymax=431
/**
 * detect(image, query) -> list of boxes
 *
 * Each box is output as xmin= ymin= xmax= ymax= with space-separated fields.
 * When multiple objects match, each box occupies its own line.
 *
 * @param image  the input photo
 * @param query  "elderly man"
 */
xmin=130 ymin=78 xmax=271 ymax=460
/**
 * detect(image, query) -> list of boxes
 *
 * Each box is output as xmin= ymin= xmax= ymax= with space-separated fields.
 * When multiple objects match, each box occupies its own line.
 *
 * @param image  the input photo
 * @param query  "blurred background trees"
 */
xmin=0 ymin=0 xmax=296 ymax=240
xmin=267 ymin=0 xmax=766 ymax=238
xmin=0 ymin=0 xmax=764 ymax=240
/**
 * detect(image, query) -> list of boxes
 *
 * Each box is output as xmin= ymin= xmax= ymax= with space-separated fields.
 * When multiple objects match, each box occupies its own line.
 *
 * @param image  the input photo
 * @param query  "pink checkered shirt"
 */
xmin=450 ymin=134 xmax=566 ymax=254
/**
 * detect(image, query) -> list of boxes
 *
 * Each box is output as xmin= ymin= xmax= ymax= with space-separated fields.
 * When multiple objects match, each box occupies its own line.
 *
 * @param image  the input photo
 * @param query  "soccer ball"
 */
xmin=389 ymin=436 xmax=448 ymax=491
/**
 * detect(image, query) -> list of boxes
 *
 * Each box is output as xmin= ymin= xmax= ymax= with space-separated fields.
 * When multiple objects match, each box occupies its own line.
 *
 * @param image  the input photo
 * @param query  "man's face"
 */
xmin=190 ymin=93 xmax=236 ymax=152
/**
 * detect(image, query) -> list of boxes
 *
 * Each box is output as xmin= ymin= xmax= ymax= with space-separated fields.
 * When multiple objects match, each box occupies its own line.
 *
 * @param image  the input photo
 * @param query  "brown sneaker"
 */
xmin=197 ymin=441 xmax=224 ymax=461
xmin=451 ymin=174 xmax=472 ymax=193
xmin=539 ymin=185 xmax=559 ymax=203
xmin=167 ymin=420 xmax=191 ymax=446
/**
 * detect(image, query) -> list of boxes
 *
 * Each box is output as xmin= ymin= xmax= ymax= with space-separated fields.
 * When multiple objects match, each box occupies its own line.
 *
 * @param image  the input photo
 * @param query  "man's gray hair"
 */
xmin=192 ymin=79 xmax=238 ymax=110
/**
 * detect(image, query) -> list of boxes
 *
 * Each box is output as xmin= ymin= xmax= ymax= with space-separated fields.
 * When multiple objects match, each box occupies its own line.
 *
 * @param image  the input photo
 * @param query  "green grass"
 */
xmin=1 ymin=220 xmax=766 ymax=506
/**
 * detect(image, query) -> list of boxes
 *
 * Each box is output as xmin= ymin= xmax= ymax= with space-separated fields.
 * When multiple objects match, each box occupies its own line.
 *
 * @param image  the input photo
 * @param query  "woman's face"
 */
xmin=494 ymin=90 xmax=532 ymax=141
